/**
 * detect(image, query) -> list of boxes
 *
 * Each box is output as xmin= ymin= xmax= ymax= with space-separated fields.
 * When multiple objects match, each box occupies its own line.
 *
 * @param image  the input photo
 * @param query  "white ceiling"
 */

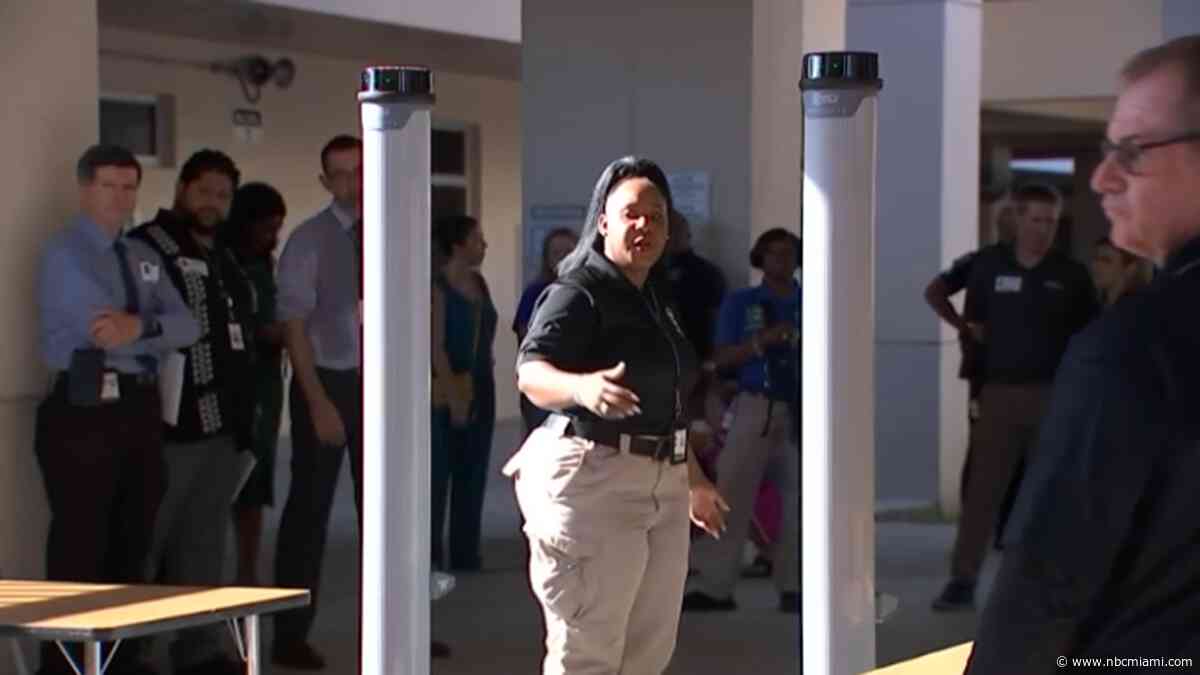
xmin=252 ymin=0 xmax=522 ymax=43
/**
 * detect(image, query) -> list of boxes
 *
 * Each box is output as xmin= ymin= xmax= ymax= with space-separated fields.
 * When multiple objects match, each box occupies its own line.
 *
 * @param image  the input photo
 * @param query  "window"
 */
xmin=99 ymin=93 xmax=175 ymax=168
xmin=431 ymin=124 xmax=477 ymax=222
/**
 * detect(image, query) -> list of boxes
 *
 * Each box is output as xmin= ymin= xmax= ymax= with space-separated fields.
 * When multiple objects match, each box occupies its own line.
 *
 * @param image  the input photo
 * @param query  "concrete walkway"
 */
xmin=7 ymin=418 xmax=997 ymax=675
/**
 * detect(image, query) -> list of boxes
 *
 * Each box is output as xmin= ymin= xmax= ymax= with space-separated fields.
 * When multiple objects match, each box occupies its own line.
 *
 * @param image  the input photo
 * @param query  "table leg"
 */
xmin=83 ymin=641 xmax=101 ymax=675
xmin=244 ymin=615 xmax=260 ymax=675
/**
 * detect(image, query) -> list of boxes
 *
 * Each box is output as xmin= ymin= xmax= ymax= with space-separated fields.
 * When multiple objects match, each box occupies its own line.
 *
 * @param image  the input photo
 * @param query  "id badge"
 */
xmin=229 ymin=324 xmax=246 ymax=351
xmin=995 ymin=275 xmax=1023 ymax=293
xmin=672 ymin=428 xmax=688 ymax=464
xmin=101 ymin=372 xmax=121 ymax=402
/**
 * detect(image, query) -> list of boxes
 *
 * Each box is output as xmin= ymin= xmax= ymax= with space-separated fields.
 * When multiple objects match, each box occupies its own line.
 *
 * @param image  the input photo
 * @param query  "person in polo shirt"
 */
xmin=683 ymin=227 xmax=801 ymax=615
xmin=932 ymin=183 xmax=1099 ymax=612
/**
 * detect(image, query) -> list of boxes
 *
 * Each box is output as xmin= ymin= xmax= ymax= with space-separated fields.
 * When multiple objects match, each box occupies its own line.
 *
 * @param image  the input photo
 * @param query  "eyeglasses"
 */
xmin=1099 ymin=130 xmax=1200 ymax=175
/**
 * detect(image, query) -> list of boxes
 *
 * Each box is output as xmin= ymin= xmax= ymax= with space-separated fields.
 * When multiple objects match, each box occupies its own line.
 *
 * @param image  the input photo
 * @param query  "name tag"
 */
xmin=101 ymin=372 xmax=121 ymax=401
xmin=177 ymin=258 xmax=210 ymax=276
xmin=995 ymin=275 xmax=1023 ymax=293
xmin=229 ymin=324 xmax=246 ymax=351
xmin=673 ymin=428 xmax=688 ymax=463
xmin=139 ymin=261 xmax=160 ymax=283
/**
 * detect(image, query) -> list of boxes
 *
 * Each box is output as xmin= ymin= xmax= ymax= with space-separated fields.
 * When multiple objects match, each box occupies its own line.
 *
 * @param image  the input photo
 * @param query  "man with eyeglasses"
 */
xmin=931 ymin=183 xmax=1098 ymax=612
xmin=967 ymin=35 xmax=1200 ymax=673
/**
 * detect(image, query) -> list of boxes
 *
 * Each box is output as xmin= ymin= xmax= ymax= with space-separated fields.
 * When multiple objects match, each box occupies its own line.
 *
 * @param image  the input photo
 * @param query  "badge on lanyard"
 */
xmin=229 ymin=324 xmax=246 ymax=351
xmin=673 ymin=428 xmax=688 ymax=463
xmin=101 ymin=372 xmax=121 ymax=401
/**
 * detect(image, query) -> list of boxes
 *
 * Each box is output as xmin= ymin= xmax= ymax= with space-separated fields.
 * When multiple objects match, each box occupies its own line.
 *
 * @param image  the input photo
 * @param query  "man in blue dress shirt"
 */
xmin=35 ymin=144 xmax=199 ymax=675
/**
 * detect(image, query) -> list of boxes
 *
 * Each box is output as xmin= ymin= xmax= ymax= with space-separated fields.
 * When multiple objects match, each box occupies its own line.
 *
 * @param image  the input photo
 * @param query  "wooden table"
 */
xmin=0 ymin=580 xmax=309 ymax=675
xmin=866 ymin=642 xmax=973 ymax=675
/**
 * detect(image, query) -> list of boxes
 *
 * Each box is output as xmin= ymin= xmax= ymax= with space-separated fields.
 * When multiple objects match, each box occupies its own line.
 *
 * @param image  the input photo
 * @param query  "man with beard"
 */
xmin=129 ymin=149 xmax=257 ymax=675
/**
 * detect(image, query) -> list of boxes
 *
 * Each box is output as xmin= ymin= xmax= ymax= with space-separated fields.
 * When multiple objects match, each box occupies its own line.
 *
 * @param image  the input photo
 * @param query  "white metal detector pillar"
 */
xmin=359 ymin=66 xmax=435 ymax=675
xmin=800 ymin=52 xmax=882 ymax=675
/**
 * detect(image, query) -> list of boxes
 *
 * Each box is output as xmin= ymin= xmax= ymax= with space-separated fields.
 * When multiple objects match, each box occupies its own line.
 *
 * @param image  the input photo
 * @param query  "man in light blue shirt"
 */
xmin=35 ymin=144 xmax=198 ymax=675
xmin=271 ymin=134 xmax=369 ymax=669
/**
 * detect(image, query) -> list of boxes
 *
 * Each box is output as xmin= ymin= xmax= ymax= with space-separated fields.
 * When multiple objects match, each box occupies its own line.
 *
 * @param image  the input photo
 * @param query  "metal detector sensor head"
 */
xmin=800 ymin=52 xmax=883 ymax=91
xmin=800 ymin=52 xmax=882 ymax=118
xmin=359 ymin=66 xmax=435 ymax=104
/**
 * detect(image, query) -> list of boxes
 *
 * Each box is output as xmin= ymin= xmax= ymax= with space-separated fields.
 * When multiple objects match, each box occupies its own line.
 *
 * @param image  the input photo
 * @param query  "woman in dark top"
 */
xmin=222 ymin=182 xmax=287 ymax=585
xmin=513 ymin=227 xmax=579 ymax=435
xmin=431 ymin=214 xmax=498 ymax=572
xmin=1091 ymin=236 xmax=1149 ymax=307
xmin=502 ymin=156 xmax=727 ymax=674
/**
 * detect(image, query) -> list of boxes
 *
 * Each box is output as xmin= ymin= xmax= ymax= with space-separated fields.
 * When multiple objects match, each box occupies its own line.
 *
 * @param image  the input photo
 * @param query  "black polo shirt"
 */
xmin=964 ymin=246 xmax=1098 ymax=385
xmin=966 ymin=235 xmax=1200 ymax=672
xmin=517 ymin=249 xmax=699 ymax=438
xmin=940 ymin=242 xmax=1010 ymax=382
xmin=665 ymin=249 xmax=726 ymax=361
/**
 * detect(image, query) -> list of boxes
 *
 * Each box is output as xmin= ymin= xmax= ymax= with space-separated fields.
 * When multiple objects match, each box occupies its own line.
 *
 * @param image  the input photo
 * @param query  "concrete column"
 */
xmin=0 ymin=0 xmax=99 ymax=577
xmin=521 ymin=0 xmax=753 ymax=288
xmin=750 ymin=0 xmax=846 ymax=259
xmin=1163 ymin=0 xmax=1200 ymax=40
xmin=848 ymin=0 xmax=981 ymax=516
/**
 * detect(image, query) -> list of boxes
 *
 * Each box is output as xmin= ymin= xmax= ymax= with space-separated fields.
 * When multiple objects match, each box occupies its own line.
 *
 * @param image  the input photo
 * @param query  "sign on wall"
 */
xmin=523 ymin=204 xmax=585 ymax=285
xmin=667 ymin=170 xmax=711 ymax=227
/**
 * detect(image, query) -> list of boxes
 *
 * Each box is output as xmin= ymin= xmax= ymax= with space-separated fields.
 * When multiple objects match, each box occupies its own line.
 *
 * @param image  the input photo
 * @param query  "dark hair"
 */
xmin=539 ymin=227 xmax=578 ymax=281
xmin=179 ymin=149 xmax=240 ymax=189
xmin=321 ymin=135 xmax=363 ymax=174
xmin=1095 ymin=236 xmax=1139 ymax=265
xmin=1122 ymin=35 xmax=1200 ymax=123
xmin=557 ymin=156 xmax=674 ymax=277
xmin=432 ymin=214 xmax=479 ymax=258
xmin=77 ymin=144 xmax=142 ymax=184
xmin=1012 ymin=183 xmax=1062 ymax=212
xmin=750 ymin=228 xmax=802 ymax=269
xmin=221 ymin=182 xmax=286 ymax=252
xmin=668 ymin=208 xmax=689 ymax=237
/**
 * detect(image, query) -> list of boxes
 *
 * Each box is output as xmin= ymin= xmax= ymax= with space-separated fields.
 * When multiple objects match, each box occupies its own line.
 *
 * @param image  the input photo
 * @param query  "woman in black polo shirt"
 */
xmin=502 ymin=156 xmax=727 ymax=674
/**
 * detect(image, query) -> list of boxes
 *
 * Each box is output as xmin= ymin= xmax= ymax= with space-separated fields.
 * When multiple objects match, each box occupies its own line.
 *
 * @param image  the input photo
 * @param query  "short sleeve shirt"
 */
xmin=714 ymin=282 xmax=800 ymax=400
xmin=518 ymin=250 xmax=699 ymax=436
xmin=964 ymin=247 xmax=1099 ymax=384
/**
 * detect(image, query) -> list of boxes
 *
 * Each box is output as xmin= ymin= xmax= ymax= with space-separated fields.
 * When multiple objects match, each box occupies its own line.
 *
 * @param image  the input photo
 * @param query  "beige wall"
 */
xmin=522 ymin=0 xmax=753 ymax=287
xmin=982 ymin=0 xmax=1162 ymax=102
xmin=0 ymin=0 xmax=99 ymax=577
xmin=99 ymin=26 xmax=523 ymax=421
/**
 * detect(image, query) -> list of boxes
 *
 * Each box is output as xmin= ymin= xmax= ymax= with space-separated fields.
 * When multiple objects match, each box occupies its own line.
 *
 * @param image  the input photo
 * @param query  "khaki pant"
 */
xmin=503 ymin=425 xmax=690 ymax=675
xmin=688 ymin=393 xmax=800 ymax=600
xmin=950 ymin=383 xmax=1050 ymax=581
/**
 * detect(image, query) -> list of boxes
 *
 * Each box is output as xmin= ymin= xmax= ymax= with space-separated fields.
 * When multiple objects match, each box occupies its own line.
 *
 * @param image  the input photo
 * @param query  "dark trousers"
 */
xmin=35 ymin=380 xmax=164 ymax=673
xmin=951 ymin=383 xmax=1049 ymax=582
xmin=431 ymin=375 xmax=495 ymax=570
xmin=274 ymin=368 xmax=362 ymax=645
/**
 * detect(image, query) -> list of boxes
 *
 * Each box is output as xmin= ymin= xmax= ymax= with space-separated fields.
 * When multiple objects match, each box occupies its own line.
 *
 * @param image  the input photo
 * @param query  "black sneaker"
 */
xmin=931 ymin=579 xmax=976 ymax=612
xmin=742 ymin=555 xmax=773 ymax=579
xmin=431 ymin=640 xmax=452 ymax=659
xmin=681 ymin=591 xmax=737 ymax=612
xmin=779 ymin=592 xmax=800 ymax=614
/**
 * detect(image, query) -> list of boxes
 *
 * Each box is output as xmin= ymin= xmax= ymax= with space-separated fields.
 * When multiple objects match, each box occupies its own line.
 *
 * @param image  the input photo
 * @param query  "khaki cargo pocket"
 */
xmin=528 ymin=536 xmax=593 ymax=623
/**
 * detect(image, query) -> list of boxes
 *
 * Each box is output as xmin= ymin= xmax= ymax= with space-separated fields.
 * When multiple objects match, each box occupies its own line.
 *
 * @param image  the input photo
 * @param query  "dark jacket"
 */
xmin=967 ymin=236 xmax=1200 ymax=673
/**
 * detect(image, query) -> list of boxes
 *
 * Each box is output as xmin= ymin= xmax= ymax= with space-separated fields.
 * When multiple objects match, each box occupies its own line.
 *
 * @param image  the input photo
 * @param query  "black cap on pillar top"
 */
xmin=359 ymin=66 xmax=435 ymax=103
xmin=800 ymin=52 xmax=883 ymax=90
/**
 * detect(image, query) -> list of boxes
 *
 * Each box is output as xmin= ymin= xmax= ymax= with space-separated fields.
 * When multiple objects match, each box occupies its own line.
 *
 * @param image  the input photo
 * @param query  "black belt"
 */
xmin=572 ymin=427 xmax=688 ymax=465
xmin=54 ymin=370 xmax=158 ymax=392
